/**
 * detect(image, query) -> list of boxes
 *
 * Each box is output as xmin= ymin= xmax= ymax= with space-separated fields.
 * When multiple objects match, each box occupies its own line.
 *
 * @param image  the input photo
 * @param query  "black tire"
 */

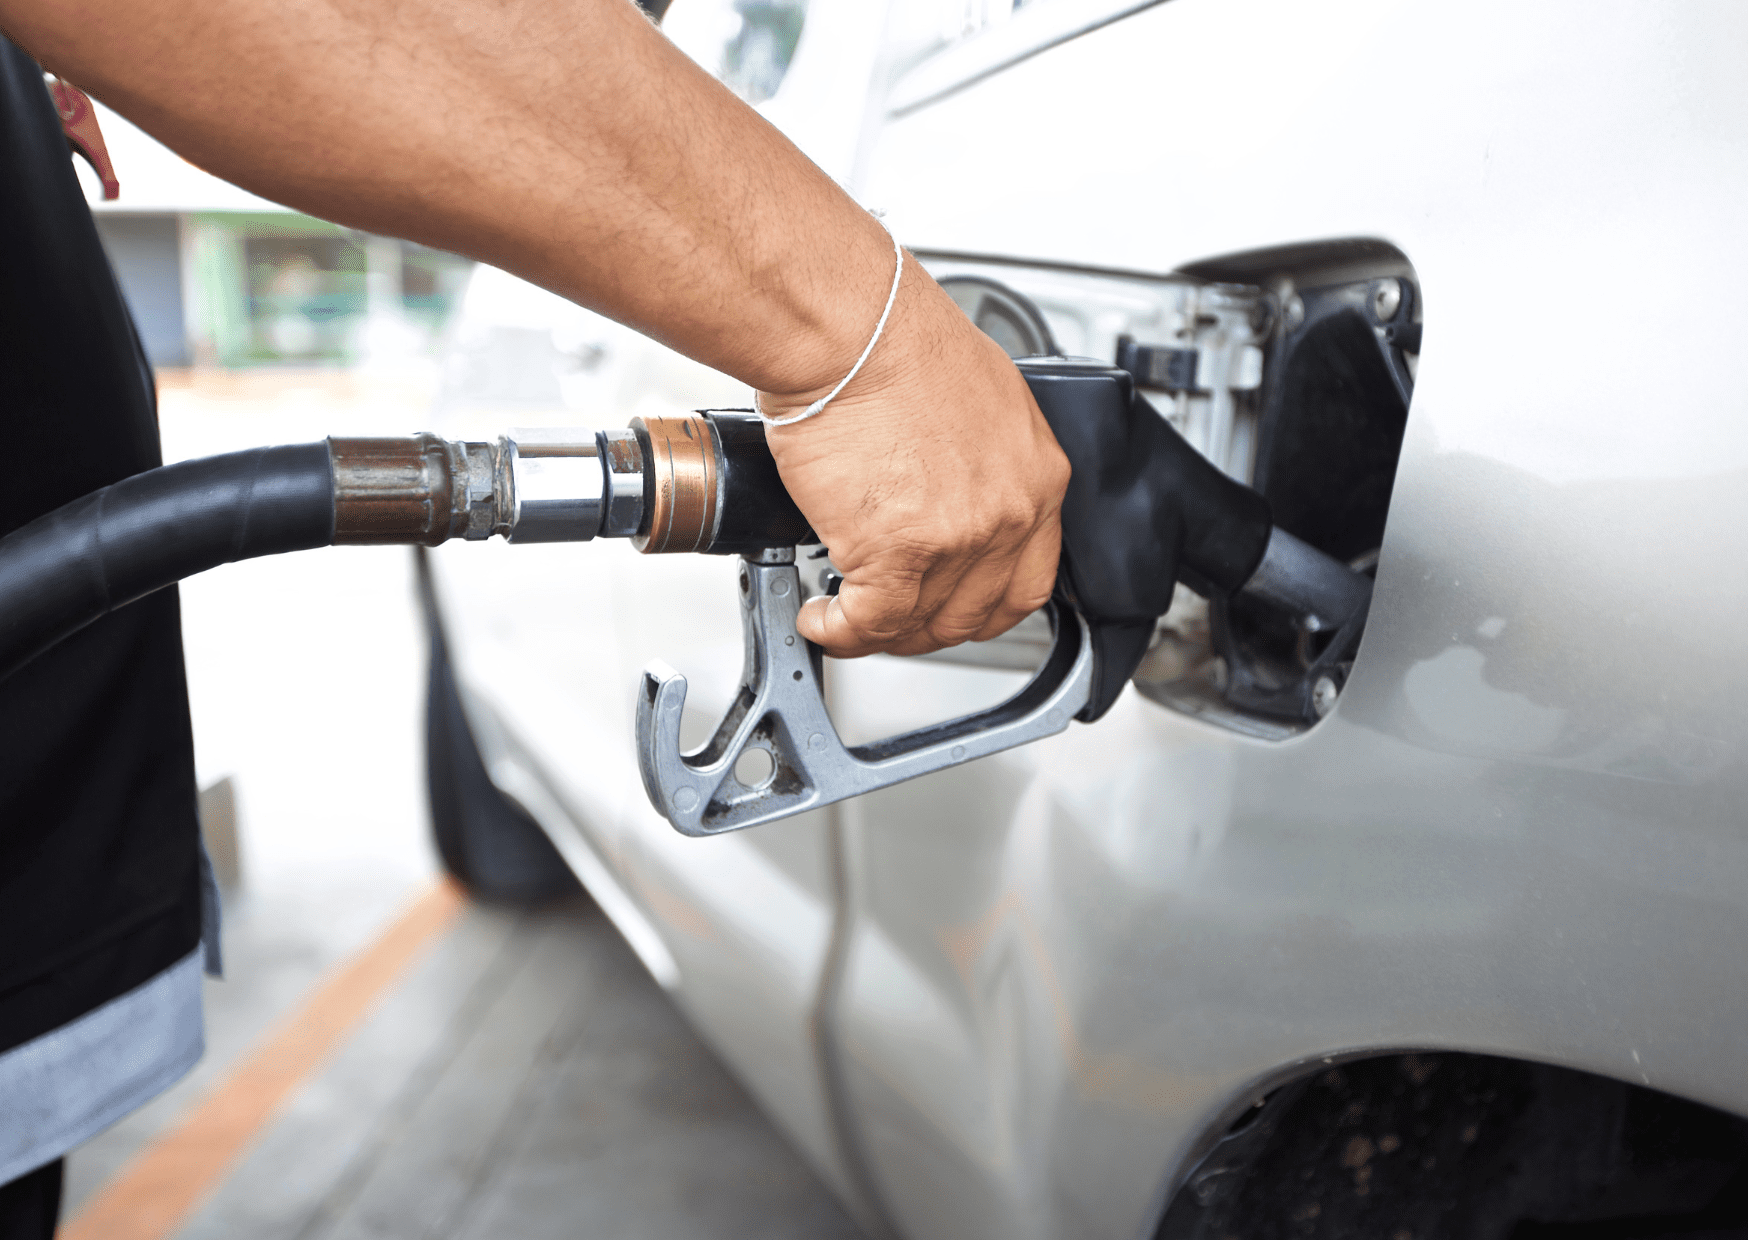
xmin=420 ymin=558 xmax=580 ymax=905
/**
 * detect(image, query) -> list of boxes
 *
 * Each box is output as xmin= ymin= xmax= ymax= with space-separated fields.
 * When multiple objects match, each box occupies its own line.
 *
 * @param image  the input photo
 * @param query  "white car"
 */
xmin=421 ymin=2 xmax=1748 ymax=1237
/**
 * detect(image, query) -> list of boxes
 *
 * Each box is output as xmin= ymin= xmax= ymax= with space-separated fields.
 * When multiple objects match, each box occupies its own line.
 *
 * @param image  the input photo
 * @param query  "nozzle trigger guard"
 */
xmin=636 ymin=550 xmax=1094 ymax=835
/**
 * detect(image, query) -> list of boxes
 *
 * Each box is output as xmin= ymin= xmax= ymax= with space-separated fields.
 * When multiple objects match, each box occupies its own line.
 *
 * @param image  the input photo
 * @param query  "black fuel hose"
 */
xmin=0 ymin=443 xmax=334 ymax=681
xmin=0 ymin=420 xmax=805 ymax=685
xmin=0 ymin=422 xmax=796 ymax=685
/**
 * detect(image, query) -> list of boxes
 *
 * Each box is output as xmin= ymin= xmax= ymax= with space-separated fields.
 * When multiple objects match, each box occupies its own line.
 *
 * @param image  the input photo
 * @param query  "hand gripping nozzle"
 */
xmin=635 ymin=547 xmax=1095 ymax=836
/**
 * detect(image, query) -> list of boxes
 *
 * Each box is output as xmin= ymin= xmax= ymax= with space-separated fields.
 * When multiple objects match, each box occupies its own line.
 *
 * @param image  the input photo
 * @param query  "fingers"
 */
xmin=794 ymin=549 xmax=953 ymax=657
xmin=795 ymin=506 xmax=1063 ymax=658
xmin=971 ymin=514 xmax=1063 ymax=642
xmin=796 ymin=574 xmax=923 ymax=658
xmin=898 ymin=511 xmax=1061 ymax=654
xmin=883 ymin=532 xmax=1031 ymax=656
xmin=769 ymin=269 xmax=1072 ymax=660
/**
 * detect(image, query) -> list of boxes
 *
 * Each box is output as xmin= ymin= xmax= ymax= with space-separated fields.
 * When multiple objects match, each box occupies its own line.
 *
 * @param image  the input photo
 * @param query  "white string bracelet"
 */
xmin=756 ymin=219 xmax=905 ymax=428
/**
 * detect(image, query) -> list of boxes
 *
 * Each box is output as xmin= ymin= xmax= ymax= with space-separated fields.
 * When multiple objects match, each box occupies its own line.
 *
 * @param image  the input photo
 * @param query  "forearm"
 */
xmin=3 ymin=0 xmax=1072 ymax=659
xmin=0 ymin=0 xmax=888 ymax=395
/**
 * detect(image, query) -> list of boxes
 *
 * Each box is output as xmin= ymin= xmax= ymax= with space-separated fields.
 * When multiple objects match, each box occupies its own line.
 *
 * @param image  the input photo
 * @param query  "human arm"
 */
xmin=0 ymin=0 xmax=1069 ymax=654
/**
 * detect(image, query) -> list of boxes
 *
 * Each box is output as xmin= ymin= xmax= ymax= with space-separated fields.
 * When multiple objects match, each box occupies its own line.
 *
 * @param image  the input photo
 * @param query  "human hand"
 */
xmin=759 ymin=257 xmax=1070 ymax=658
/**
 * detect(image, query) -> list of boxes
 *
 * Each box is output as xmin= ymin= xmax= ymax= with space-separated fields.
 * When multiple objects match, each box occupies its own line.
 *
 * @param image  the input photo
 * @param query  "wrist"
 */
xmin=755 ymin=235 xmax=923 ymax=424
xmin=746 ymin=208 xmax=906 ymax=398
xmin=756 ymin=223 xmax=905 ymax=426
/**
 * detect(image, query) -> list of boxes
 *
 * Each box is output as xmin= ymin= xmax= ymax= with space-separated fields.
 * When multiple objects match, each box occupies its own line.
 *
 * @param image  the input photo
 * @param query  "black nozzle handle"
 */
xmin=1020 ymin=359 xmax=1276 ymax=719
xmin=706 ymin=412 xmax=814 ymax=554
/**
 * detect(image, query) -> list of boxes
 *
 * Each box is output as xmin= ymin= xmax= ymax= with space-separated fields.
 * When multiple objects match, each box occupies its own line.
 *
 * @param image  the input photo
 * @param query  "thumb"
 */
xmin=795 ymin=594 xmax=885 ymax=659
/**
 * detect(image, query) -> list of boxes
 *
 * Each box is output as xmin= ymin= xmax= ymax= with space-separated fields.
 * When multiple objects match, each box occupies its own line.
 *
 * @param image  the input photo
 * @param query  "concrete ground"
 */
xmin=60 ymin=373 xmax=862 ymax=1240
xmin=79 ymin=897 xmax=862 ymax=1240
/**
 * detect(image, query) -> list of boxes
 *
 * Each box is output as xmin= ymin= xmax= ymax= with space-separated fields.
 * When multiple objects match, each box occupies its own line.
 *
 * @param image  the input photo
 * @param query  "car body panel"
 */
xmin=828 ymin=1 xmax=1748 ymax=1236
xmin=428 ymin=2 xmax=1748 ymax=1237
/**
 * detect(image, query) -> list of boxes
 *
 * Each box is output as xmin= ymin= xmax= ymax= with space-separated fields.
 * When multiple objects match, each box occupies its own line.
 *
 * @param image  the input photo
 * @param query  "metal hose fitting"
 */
xmin=329 ymin=434 xmax=496 ymax=545
xmin=327 ymin=414 xmax=808 ymax=553
xmin=328 ymin=429 xmax=649 ymax=545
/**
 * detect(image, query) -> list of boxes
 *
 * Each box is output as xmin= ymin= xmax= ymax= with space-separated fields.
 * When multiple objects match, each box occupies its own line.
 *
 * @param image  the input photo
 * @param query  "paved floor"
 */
xmin=190 ymin=897 xmax=861 ymax=1240
xmin=72 ymin=895 xmax=862 ymax=1239
xmin=62 ymin=375 xmax=862 ymax=1239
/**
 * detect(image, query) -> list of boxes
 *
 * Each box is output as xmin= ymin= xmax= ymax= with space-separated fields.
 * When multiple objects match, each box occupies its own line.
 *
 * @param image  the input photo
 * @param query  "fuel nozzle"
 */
xmin=328 ymin=412 xmax=812 ymax=554
xmin=0 ymin=361 xmax=1375 ymax=837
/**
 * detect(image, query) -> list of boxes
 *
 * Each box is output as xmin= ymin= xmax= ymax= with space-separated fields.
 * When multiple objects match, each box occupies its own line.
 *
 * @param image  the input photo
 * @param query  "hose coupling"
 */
xmin=501 ymin=427 xmax=648 ymax=543
xmin=327 ymin=414 xmax=808 ymax=553
xmin=328 ymin=429 xmax=647 ymax=546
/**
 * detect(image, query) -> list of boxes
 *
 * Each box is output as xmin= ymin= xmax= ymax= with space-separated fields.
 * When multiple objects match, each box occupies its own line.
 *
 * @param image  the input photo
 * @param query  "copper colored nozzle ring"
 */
xmin=632 ymin=415 xmax=719 ymax=554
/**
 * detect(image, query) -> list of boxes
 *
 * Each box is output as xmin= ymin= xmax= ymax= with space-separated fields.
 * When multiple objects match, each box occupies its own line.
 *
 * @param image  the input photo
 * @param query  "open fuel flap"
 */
xmin=921 ymin=239 xmax=1419 ymax=739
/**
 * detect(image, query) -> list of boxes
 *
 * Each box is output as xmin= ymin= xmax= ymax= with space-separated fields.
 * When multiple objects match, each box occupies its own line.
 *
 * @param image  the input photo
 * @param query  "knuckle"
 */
xmin=833 ymin=597 xmax=921 ymax=647
xmin=1012 ymin=584 xmax=1056 ymax=614
xmin=873 ymin=527 xmax=957 ymax=569
xmin=843 ymin=615 xmax=913 ymax=645
xmin=1046 ymin=447 xmax=1072 ymax=492
xmin=891 ymin=630 xmax=949 ymax=657
xmin=928 ymin=611 xmax=992 ymax=647
xmin=987 ymin=501 xmax=1034 ymax=542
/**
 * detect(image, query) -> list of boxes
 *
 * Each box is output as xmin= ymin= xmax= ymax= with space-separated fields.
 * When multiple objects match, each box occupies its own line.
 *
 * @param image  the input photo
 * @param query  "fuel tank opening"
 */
xmin=924 ymin=240 xmax=1420 ymax=738
xmin=1138 ymin=240 xmax=1419 ymax=736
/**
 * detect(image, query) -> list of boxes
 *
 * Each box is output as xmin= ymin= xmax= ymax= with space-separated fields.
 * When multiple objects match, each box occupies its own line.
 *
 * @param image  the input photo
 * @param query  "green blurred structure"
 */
xmin=96 ymin=210 xmax=473 ymax=369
